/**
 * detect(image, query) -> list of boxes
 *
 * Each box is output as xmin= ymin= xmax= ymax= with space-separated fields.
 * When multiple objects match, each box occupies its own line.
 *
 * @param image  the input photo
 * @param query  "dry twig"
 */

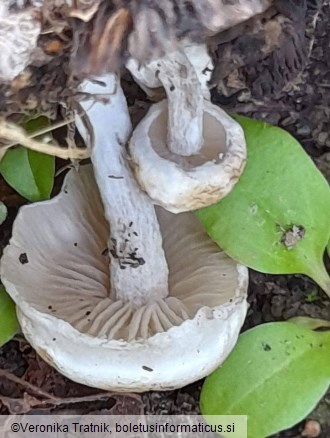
xmin=0 ymin=119 xmax=90 ymax=160
xmin=0 ymin=368 xmax=119 ymax=412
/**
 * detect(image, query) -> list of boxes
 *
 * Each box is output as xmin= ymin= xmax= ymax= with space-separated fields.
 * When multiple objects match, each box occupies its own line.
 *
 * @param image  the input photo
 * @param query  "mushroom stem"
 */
xmin=156 ymin=50 xmax=204 ymax=156
xmin=76 ymin=75 xmax=169 ymax=307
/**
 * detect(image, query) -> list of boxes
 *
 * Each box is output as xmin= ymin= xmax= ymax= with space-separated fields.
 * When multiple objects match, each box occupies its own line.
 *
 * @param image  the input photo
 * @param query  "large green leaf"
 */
xmin=0 ymin=116 xmax=55 ymax=202
xmin=200 ymin=322 xmax=330 ymax=438
xmin=0 ymin=285 xmax=20 ymax=347
xmin=197 ymin=116 xmax=330 ymax=295
xmin=0 ymin=202 xmax=7 ymax=225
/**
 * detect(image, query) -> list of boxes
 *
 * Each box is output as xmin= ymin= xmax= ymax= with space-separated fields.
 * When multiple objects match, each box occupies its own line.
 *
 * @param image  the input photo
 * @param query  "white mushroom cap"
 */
xmin=1 ymin=165 xmax=248 ymax=391
xmin=128 ymin=47 xmax=247 ymax=213
xmin=129 ymin=99 xmax=246 ymax=213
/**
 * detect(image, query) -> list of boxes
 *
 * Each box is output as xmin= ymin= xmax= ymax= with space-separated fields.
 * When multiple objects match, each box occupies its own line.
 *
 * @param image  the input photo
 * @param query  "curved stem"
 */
xmin=156 ymin=50 xmax=204 ymax=156
xmin=76 ymin=74 xmax=169 ymax=307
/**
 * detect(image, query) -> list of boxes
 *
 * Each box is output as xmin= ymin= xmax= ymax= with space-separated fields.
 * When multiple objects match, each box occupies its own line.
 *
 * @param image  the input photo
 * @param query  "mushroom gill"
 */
xmin=1 ymin=165 xmax=247 ymax=342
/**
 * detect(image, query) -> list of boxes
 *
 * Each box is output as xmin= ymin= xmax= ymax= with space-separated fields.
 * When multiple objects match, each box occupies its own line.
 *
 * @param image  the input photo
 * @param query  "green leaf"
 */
xmin=200 ymin=322 xmax=330 ymax=438
xmin=0 ymin=285 xmax=20 ymax=347
xmin=0 ymin=116 xmax=55 ymax=202
xmin=197 ymin=116 xmax=330 ymax=295
xmin=288 ymin=316 xmax=330 ymax=330
xmin=0 ymin=201 xmax=7 ymax=225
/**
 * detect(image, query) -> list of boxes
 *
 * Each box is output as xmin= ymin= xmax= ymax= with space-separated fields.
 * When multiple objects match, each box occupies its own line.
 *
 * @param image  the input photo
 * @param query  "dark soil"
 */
xmin=0 ymin=1 xmax=329 ymax=437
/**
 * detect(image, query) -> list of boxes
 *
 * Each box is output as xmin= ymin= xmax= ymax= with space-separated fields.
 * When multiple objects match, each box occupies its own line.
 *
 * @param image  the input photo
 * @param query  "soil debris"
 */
xmin=281 ymin=225 xmax=306 ymax=250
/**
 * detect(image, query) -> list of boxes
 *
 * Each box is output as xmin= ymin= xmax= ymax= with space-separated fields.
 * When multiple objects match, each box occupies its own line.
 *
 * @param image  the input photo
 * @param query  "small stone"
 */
xmin=301 ymin=420 xmax=321 ymax=437
xmin=266 ymin=113 xmax=281 ymax=125
xmin=271 ymin=295 xmax=285 ymax=318
xmin=281 ymin=116 xmax=293 ymax=127
xmin=296 ymin=124 xmax=311 ymax=136
xmin=237 ymin=90 xmax=251 ymax=102
xmin=317 ymin=132 xmax=328 ymax=145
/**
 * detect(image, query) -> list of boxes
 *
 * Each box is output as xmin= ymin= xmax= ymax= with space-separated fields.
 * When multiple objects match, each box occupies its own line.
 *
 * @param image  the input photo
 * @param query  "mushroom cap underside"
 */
xmin=129 ymin=99 xmax=246 ymax=213
xmin=0 ymin=165 xmax=248 ymax=391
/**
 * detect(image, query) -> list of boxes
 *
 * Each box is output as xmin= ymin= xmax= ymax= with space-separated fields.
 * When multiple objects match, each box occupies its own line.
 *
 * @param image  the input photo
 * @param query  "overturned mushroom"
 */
xmin=1 ymin=74 xmax=248 ymax=391
xmin=129 ymin=48 xmax=247 ymax=213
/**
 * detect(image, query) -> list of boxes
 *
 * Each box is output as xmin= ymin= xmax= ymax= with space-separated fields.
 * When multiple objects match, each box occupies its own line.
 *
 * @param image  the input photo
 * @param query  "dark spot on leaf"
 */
xmin=74 ymin=242 xmax=78 ymax=247
xmin=262 ymin=342 xmax=272 ymax=352
xmin=52 ymin=338 xmax=56 ymax=341
xmin=19 ymin=253 xmax=29 ymax=264
xmin=102 ymin=248 xmax=109 ymax=256
xmin=86 ymin=311 xmax=91 ymax=316
xmin=48 ymin=305 xmax=53 ymax=310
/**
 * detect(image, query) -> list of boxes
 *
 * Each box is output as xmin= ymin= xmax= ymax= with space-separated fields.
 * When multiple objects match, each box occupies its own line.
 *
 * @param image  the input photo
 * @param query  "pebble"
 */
xmin=301 ymin=420 xmax=321 ymax=437
xmin=271 ymin=295 xmax=285 ymax=318
xmin=265 ymin=113 xmax=281 ymax=125
xmin=296 ymin=124 xmax=311 ymax=136
xmin=317 ymin=132 xmax=328 ymax=145
xmin=281 ymin=116 xmax=294 ymax=127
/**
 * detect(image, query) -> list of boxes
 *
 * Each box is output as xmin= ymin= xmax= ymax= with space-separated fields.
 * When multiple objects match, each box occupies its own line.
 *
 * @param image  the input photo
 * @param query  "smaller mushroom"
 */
xmin=129 ymin=48 xmax=246 ymax=213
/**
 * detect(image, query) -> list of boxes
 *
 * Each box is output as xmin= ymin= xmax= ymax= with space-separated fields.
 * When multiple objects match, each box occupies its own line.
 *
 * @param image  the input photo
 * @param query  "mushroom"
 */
xmin=126 ymin=43 xmax=213 ymax=101
xmin=128 ymin=47 xmax=247 ymax=213
xmin=0 ymin=74 xmax=248 ymax=391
